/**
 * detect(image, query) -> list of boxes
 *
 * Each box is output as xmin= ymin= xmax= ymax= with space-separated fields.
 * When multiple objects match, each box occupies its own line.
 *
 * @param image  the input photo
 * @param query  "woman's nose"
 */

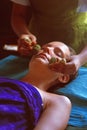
xmin=44 ymin=46 xmax=52 ymax=53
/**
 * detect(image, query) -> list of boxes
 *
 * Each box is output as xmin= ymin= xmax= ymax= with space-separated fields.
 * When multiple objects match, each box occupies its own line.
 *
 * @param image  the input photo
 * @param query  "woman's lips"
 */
xmin=36 ymin=53 xmax=49 ymax=61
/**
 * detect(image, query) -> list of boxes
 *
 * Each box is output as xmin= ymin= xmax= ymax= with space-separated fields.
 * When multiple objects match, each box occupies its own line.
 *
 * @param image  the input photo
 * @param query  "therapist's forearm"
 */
xmin=11 ymin=16 xmax=31 ymax=37
xmin=78 ymin=45 xmax=87 ymax=67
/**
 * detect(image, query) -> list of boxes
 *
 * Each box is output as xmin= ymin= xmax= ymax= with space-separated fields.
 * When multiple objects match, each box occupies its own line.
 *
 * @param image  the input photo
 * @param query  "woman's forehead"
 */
xmin=43 ymin=41 xmax=70 ymax=57
xmin=43 ymin=41 xmax=68 ymax=48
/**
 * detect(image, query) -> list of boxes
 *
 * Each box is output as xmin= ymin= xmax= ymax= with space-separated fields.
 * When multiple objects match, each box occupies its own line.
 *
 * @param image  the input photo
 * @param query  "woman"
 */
xmin=10 ymin=0 xmax=87 ymax=76
xmin=0 ymin=41 xmax=72 ymax=130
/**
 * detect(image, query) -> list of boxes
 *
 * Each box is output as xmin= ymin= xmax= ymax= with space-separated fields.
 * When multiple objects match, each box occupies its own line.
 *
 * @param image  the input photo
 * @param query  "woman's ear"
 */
xmin=58 ymin=74 xmax=70 ymax=83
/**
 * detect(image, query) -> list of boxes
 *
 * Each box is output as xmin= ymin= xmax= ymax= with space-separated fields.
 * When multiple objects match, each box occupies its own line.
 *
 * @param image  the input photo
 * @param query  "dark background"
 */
xmin=0 ymin=0 xmax=18 ymax=59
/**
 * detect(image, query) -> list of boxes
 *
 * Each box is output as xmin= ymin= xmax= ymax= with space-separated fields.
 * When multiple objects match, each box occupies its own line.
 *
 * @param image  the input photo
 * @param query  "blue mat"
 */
xmin=0 ymin=55 xmax=29 ymax=79
xmin=55 ymin=67 xmax=87 ymax=127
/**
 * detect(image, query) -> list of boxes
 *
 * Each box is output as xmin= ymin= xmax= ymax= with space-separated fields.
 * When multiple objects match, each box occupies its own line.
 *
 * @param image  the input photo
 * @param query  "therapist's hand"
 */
xmin=49 ymin=55 xmax=80 ymax=75
xmin=18 ymin=34 xmax=37 ymax=56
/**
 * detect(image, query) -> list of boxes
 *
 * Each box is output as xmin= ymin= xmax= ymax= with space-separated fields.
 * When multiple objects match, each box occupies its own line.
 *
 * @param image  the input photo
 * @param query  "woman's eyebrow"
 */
xmin=42 ymin=44 xmax=52 ymax=48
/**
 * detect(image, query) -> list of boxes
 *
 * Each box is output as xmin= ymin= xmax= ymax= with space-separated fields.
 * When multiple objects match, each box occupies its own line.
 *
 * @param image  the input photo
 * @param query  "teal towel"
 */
xmin=55 ymin=67 xmax=87 ymax=127
xmin=0 ymin=55 xmax=29 ymax=79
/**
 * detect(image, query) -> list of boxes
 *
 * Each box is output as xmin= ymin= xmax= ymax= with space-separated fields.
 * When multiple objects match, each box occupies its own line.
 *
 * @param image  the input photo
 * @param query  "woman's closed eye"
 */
xmin=56 ymin=52 xmax=62 ymax=57
xmin=54 ymin=48 xmax=63 ymax=58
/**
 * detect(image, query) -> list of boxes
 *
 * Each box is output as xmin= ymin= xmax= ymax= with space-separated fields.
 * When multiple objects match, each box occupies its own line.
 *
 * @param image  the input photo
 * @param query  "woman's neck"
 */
xmin=21 ymin=73 xmax=50 ymax=91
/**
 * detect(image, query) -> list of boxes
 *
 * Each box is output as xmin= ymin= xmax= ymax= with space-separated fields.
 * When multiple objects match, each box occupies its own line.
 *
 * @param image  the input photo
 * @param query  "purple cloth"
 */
xmin=0 ymin=77 xmax=43 ymax=130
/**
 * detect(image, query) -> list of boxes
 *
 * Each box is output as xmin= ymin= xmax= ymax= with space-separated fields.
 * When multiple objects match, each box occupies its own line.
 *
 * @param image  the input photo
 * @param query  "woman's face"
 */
xmin=29 ymin=41 xmax=70 ymax=80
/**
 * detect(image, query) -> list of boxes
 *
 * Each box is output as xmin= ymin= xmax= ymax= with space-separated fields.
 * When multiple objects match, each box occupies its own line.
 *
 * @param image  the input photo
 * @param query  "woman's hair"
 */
xmin=68 ymin=46 xmax=77 ymax=81
xmin=69 ymin=46 xmax=76 ymax=56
